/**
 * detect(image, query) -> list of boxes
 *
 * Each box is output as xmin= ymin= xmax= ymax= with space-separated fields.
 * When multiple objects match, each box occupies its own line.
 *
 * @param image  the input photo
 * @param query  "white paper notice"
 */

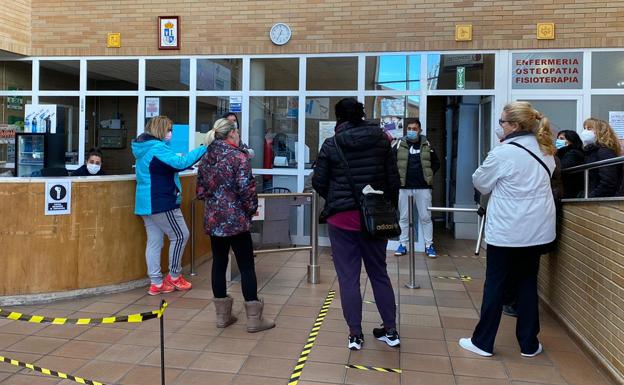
xmin=608 ymin=111 xmax=624 ymax=139
xmin=318 ymin=121 xmax=336 ymax=150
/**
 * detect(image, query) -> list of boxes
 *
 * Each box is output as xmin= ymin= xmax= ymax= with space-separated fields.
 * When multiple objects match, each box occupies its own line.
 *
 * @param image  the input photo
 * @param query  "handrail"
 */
xmin=562 ymin=155 xmax=624 ymax=173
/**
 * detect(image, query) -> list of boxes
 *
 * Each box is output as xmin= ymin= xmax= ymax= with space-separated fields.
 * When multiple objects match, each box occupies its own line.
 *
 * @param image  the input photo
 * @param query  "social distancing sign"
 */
xmin=45 ymin=180 xmax=71 ymax=215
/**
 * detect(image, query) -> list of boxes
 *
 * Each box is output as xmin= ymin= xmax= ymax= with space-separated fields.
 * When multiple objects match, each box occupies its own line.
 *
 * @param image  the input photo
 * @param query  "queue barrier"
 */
xmin=0 ymin=300 xmax=169 ymax=385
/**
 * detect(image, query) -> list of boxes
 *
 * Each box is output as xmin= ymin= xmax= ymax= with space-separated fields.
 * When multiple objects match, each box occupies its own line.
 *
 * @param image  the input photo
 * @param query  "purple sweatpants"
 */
xmin=328 ymin=224 xmax=397 ymax=335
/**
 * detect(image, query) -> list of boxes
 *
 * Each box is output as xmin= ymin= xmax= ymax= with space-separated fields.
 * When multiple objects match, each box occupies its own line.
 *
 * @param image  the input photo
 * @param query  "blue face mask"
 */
xmin=555 ymin=138 xmax=567 ymax=149
xmin=406 ymin=131 xmax=418 ymax=140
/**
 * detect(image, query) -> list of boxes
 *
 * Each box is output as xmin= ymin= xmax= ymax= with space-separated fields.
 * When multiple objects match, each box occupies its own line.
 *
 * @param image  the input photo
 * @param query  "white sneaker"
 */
xmin=459 ymin=338 xmax=493 ymax=357
xmin=521 ymin=343 xmax=543 ymax=357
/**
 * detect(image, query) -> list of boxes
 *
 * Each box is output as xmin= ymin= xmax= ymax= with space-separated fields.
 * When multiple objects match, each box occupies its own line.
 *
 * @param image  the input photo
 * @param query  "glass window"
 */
xmin=520 ymin=99 xmax=577 ymax=133
xmin=39 ymin=97 xmax=80 ymax=166
xmin=249 ymin=96 xmax=299 ymax=169
xmin=591 ymin=95 xmax=624 ymax=141
xmin=427 ymin=54 xmax=494 ymax=90
xmin=40 ymin=60 xmax=80 ymax=91
xmin=592 ymin=52 xmax=624 ymax=89
xmin=197 ymin=59 xmax=242 ymax=91
xmin=196 ymin=96 xmax=235 ymax=146
xmin=0 ymin=61 xmax=32 ymax=90
xmin=304 ymin=96 xmax=354 ymax=166
xmin=307 ymin=57 xmax=357 ymax=90
xmin=365 ymin=55 xmax=421 ymax=91
xmin=0 ymin=96 xmax=32 ymax=171
xmin=250 ymin=58 xmax=298 ymax=91
xmin=85 ymin=96 xmax=138 ymax=174
xmin=364 ymin=96 xmax=420 ymax=139
xmin=87 ymin=60 xmax=138 ymax=90
xmin=146 ymin=59 xmax=190 ymax=91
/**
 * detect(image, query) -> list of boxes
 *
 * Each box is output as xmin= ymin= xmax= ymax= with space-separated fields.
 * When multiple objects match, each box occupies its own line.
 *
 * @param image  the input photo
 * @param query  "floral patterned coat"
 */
xmin=196 ymin=139 xmax=258 ymax=237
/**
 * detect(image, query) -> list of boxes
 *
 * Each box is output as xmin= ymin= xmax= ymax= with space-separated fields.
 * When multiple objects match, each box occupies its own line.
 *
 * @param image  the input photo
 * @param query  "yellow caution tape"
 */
xmin=345 ymin=364 xmax=402 ymax=373
xmin=0 ymin=301 xmax=167 ymax=325
xmin=288 ymin=290 xmax=335 ymax=385
xmin=434 ymin=275 xmax=472 ymax=282
xmin=0 ymin=355 xmax=106 ymax=385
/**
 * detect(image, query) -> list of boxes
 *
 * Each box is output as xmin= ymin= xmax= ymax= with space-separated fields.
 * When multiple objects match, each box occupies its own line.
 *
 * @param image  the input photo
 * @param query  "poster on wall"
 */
xmin=305 ymin=98 xmax=329 ymax=120
xmin=145 ymin=97 xmax=160 ymax=118
xmin=608 ymin=111 xmax=624 ymax=139
xmin=318 ymin=121 xmax=336 ymax=150
xmin=512 ymin=52 xmax=583 ymax=89
xmin=24 ymin=104 xmax=57 ymax=133
xmin=158 ymin=16 xmax=180 ymax=50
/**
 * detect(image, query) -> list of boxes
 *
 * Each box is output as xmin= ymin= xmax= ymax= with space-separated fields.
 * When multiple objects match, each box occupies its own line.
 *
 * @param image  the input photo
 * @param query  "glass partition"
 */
xmin=40 ymin=60 xmax=80 ymax=91
xmin=87 ymin=60 xmax=138 ymax=90
xmin=250 ymin=58 xmax=298 ymax=91
xmin=39 ymin=96 xmax=80 ymax=166
xmin=196 ymin=96 xmax=233 ymax=146
xmin=365 ymin=55 xmax=421 ymax=90
xmin=304 ymin=96 xmax=354 ymax=166
xmin=0 ymin=61 xmax=32 ymax=90
xmin=146 ymin=59 xmax=190 ymax=91
xmin=197 ymin=59 xmax=242 ymax=91
xmin=364 ymin=96 xmax=420 ymax=139
xmin=428 ymin=54 xmax=494 ymax=90
xmin=306 ymin=57 xmax=357 ymax=90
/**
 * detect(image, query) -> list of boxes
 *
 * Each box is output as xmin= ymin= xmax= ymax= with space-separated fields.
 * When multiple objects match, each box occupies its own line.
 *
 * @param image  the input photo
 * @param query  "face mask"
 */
xmin=555 ymin=139 xmax=567 ymax=149
xmin=495 ymin=125 xmax=506 ymax=140
xmin=87 ymin=164 xmax=100 ymax=175
xmin=164 ymin=131 xmax=172 ymax=142
xmin=406 ymin=131 xmax=418 ymax=140
xmin=579 ymin=129 xmax=596 ymax=146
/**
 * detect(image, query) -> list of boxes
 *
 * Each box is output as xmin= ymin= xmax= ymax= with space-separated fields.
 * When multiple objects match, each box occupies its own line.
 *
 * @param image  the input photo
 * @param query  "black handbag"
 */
xmin=333 ymin=137 xmax=401 ymax=239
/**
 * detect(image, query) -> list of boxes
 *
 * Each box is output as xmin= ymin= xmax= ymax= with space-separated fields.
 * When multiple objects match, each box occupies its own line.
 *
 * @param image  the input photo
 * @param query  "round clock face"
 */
xmin=270 ymin=23 xmax=292 ymax=46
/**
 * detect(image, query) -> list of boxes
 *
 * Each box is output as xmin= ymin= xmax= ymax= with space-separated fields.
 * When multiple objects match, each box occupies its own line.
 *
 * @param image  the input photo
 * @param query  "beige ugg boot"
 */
xmin=244 ymin=298 xmax=275 ymax=333
xmin=213 ymin=296 xmax=237 ymax=328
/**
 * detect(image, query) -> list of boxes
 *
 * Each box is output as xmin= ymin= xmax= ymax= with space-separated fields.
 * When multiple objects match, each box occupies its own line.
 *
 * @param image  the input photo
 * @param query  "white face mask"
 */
xmin=579 ymin=129 xmax=596 ymax=146
xmin=87 ymin=163 xmax=101 ymax=175
xmin=495 ymin=125 xmax=506 ymax=140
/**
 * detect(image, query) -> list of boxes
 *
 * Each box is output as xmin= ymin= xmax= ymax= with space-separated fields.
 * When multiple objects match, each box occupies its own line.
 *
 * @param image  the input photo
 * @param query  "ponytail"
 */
xmin=204 ymin=118 xmax=236 ymax=146
xmin=536 ymin=116 xmax=556 ymax=156
xmin=204 ymin=129 xmax=217 ymax=146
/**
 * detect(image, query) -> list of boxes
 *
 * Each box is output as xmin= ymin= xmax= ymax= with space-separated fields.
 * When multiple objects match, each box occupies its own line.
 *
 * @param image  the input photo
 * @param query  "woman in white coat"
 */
xmin=460 ymin=101 xmax=556 ymax=358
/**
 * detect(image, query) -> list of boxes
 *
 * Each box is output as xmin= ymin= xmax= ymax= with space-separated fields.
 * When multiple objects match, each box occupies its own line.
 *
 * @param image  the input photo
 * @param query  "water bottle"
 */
xmin=24 ymin=117 xmax=30 ymax=132
xmin=31 ymin=117 xmax=37 ymax=133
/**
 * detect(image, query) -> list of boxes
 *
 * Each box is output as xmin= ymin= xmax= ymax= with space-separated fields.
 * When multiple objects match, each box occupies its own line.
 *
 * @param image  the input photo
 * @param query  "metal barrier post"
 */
xmin=190 ymin=198 xmax=197 ymax=276
xmin=584 ymin=169 xmax=589 ymax=199
xmin=308 ymin=191 xmax=320 ymax=284
xmin=405 ymin=194 xmax=420 ymax=289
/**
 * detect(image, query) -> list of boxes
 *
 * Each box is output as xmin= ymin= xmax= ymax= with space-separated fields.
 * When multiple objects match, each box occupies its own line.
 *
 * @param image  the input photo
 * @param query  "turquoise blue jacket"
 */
xmin=132 ymin=133 xmax=207 ymax=215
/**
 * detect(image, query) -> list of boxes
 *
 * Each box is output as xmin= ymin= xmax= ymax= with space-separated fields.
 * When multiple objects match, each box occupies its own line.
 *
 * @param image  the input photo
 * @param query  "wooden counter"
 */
xmin=0 ymin=173 xmax=211 ymax=296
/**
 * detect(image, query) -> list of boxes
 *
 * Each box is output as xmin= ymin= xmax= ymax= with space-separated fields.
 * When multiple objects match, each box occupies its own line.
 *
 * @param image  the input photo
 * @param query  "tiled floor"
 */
xmin=0 ymin=231 xmax=615 ymax=385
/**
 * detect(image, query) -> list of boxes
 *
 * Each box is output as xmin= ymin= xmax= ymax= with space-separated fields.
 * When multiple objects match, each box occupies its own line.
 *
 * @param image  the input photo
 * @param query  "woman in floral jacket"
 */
xmin=196 ymin=118 xmax=274 ymax=333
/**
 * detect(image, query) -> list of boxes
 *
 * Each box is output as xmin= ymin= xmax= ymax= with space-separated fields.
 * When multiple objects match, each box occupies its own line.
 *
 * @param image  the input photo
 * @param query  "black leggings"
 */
xmin=210 ymin=231 xmax=258 ymax=302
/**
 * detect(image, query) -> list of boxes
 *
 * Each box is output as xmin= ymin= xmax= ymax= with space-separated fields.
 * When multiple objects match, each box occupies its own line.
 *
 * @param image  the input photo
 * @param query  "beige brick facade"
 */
xmin=539 ymin=200 xmax=624 ymax=384
xmin=0 ymin=0 xmax=618 ymax=56
xmin=1 ymin=0 xmax=30 ymax=55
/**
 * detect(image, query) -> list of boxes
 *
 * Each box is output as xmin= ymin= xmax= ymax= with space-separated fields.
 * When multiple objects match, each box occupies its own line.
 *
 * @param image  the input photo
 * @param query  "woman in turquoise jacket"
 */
xmin=132 ymin=116 xmax=207 ymax=295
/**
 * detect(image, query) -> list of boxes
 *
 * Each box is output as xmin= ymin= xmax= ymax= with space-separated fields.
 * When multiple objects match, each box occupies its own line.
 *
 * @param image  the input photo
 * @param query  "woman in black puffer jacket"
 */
xmin=312 ymin=98 xmax=401 ymax=351
xmin=580 ymin=118 xmax=623 ymax=198
xmin=556 ymin=130 xmax=585 ymax=198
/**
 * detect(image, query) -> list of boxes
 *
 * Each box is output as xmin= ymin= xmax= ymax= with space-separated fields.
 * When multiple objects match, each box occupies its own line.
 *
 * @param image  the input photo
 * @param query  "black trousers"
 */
xmin=472 ymin=244 xmax=542 ymax=354
xmin=210 ymin=231 xmax=258 ymax=302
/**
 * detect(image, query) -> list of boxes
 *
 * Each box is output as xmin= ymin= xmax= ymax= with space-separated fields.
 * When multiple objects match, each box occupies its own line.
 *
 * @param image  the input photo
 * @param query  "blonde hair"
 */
xmin=503 ymin=102 xmax=556 ymax=155
xmin=144 ymin=116 xmax=172 ymax=139
xmin=204 ymin=118 xmax=237 ymax=146
xmin=584 ymin=117 xmax=622 ymax=156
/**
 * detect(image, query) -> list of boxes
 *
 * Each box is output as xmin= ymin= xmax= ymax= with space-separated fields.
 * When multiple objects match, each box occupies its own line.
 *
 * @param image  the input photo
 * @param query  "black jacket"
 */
xmin=584 ymin=144 xmax=622 ymax=198
xmin=70 ymin=164 xmax=106 ymax=176
xmin=312 ymin=120 xmax=400 ymax=222
xmin=558 ymin=146 xmax=584 ymax=198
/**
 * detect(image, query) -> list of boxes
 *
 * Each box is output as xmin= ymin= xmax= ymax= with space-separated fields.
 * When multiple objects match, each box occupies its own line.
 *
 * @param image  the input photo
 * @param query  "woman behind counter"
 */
xmin=132 ymin=116 xmax=207 ymax=296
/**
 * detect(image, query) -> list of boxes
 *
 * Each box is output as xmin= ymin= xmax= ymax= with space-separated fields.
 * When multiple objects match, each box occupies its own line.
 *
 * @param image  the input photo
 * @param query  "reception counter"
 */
xmin=0 ymin=172 xmax=211 ymax=299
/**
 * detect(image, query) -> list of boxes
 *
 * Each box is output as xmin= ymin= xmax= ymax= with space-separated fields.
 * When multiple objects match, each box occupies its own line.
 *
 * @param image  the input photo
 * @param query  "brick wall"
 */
xmin=24 ymin=0 xmax=624 ymax=56
xmin=539 ymin=200 xmax=624 ymax=383
xmin=0 ymin=0 xmax=30 ymax=55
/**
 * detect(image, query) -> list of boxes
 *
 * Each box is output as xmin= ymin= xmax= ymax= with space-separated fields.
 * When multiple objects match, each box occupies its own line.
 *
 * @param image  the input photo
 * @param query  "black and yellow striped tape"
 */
xmin=434 ymin=275 xmax=472 ymax=282
xmin=345 ymin=364 xmax=402 ymax=373
xmin=288 ymin=290 xmax=335 ymax=385
xmin=0 ymin=301 xmax=168 ymax=325
xmin=0 ymin=355 xmax=106 ymax=385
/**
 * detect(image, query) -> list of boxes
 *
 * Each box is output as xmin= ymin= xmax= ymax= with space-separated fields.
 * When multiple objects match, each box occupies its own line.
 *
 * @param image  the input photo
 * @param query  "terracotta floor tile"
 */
xmin=455 ymin=376 xmax=511 ymax=384
xmin=172 ymin=369 xmax=234 ymax=385
xmin=72 ymin=360 xmax=133 ymax=383
xmin=345 ymin=367 xmax=400 ymax=385
xmin=1 ymin=374 xmax=60 ymax=385
xmin=79 ymin=301 xmax=129 ymax=314
xmin=398 ymin=326 xmax=445 ymax=340
xmin=451 ymin=357 xmax=508 ymax=379
xmin=164 ymin=333 xmax=212 ymax=351
xmin=400 ymin=338 xmax=449 ymax=355
xmin=50 ymin=340 xmax=110 ymax=359
xmin=400 ymin=370 xmax=456 ymax=385
xmin=31 ymin=355 xmax=88 ymax=375
xmin=400 ymin=314 xmax=441 ymax=327
xmin=118 ymin=365 xmax=182 ymax=385
xmin=495 ymin=345 xmax=553 ymax=366
xmin=400 ymin=353 xmax=452 ymax=374
xmin=505 ymin=362 xmax=567 ymax=384
xmin=0 ymin=334 xmax=28 ymax=350
xmin=440 ymin=316 xmax=479 ymax=329
xmin=75 ymin=326 xmax=129 ymax=343
xmin=308 ymin=345 xmax=350 ymax=364
xmin=182 ymin=321 xmax=222 ymax=336
xmin=250 ymin=340 xmax=302 ymax=359
xmin=97 ymin=344 xmax=155 ymax=363
xmin=279 ymin=305 xmax=323 ymax=318
xmin=546 ymin=349 xmax=613 ymax=385
xmin=0 ymin=352 xmax=43 ymax=373
xmin=239 ymin=356 xmax=297 ymax=378
xmin=141 ymin=348 xmax=203 ymax=369
xmin=348 ymin=349 xmax=400 ymax=368
xmin=299 ymin=361 xmax=347 ymax=383
xmin=188 ymin=351 xmax=247 ymax=373
xmin=438 ymin=306 xmax=479 ymax=319
xmin=204 ymin=336 xmax=258 ymax=355
xmin=231 ymin=374 xmax=291 ymax=385
xmin=34 ymin=325 xmax=88 ymax=339
xmin=0 ymin=322 xmax=47 ymax=335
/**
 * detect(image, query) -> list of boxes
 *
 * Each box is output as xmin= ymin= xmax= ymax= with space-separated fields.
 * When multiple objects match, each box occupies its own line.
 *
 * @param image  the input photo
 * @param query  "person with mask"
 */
xmin=132 ymin=116 xmax=207 ymax=295
xmin=460 ymin=102 xmax=556 ymax=358
xmin=556 ymin=130 xmax=585 ymax=198
xmin=223 ymin=112 xmax=255 ymax=159
xmin=71 ymin=148 xmax=105 ymax=176
xmin=393 ymin=118 xmax=440 ymax=258
xmin=580 ymin=118 xmax=623 ymax=198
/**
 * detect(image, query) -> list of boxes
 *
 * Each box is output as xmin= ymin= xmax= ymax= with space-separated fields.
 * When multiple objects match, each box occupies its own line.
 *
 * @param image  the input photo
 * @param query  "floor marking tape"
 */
xmin=434 ymin=275 xmax=472 ymax=282
xmin=0 ymin=355 xmax=106 ymax=385
xmin=345 ymin=364 xmax=402 ymax=373
xmin=288 ymin=290 xmax=335 ymax=385
xmin=0 ymin=301 xmax=168 ymax=325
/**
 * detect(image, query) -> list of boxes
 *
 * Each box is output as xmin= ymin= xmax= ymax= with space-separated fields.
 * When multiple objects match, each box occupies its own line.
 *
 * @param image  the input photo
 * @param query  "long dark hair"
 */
xmin=335 ymin=98 xmax=365 ymax=125
xmin=557 ymin=129 xmax=583 ymax=150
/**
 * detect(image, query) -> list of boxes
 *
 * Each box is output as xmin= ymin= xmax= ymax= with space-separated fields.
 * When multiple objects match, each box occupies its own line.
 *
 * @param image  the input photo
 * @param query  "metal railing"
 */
xmin=190 ymin=192 xmax=320 ymax=284
xmin=562 ymin=155 xmax=624 ymax=199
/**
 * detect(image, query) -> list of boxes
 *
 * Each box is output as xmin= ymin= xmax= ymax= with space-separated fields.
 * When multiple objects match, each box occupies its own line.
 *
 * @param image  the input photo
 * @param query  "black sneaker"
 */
xmin=503 ymin=305 xmax=518 ymax=318
xmin=373 ymin=326 xmax=400 ymax=347
xmin=348 ymin=333 xmax=364 ymax=350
